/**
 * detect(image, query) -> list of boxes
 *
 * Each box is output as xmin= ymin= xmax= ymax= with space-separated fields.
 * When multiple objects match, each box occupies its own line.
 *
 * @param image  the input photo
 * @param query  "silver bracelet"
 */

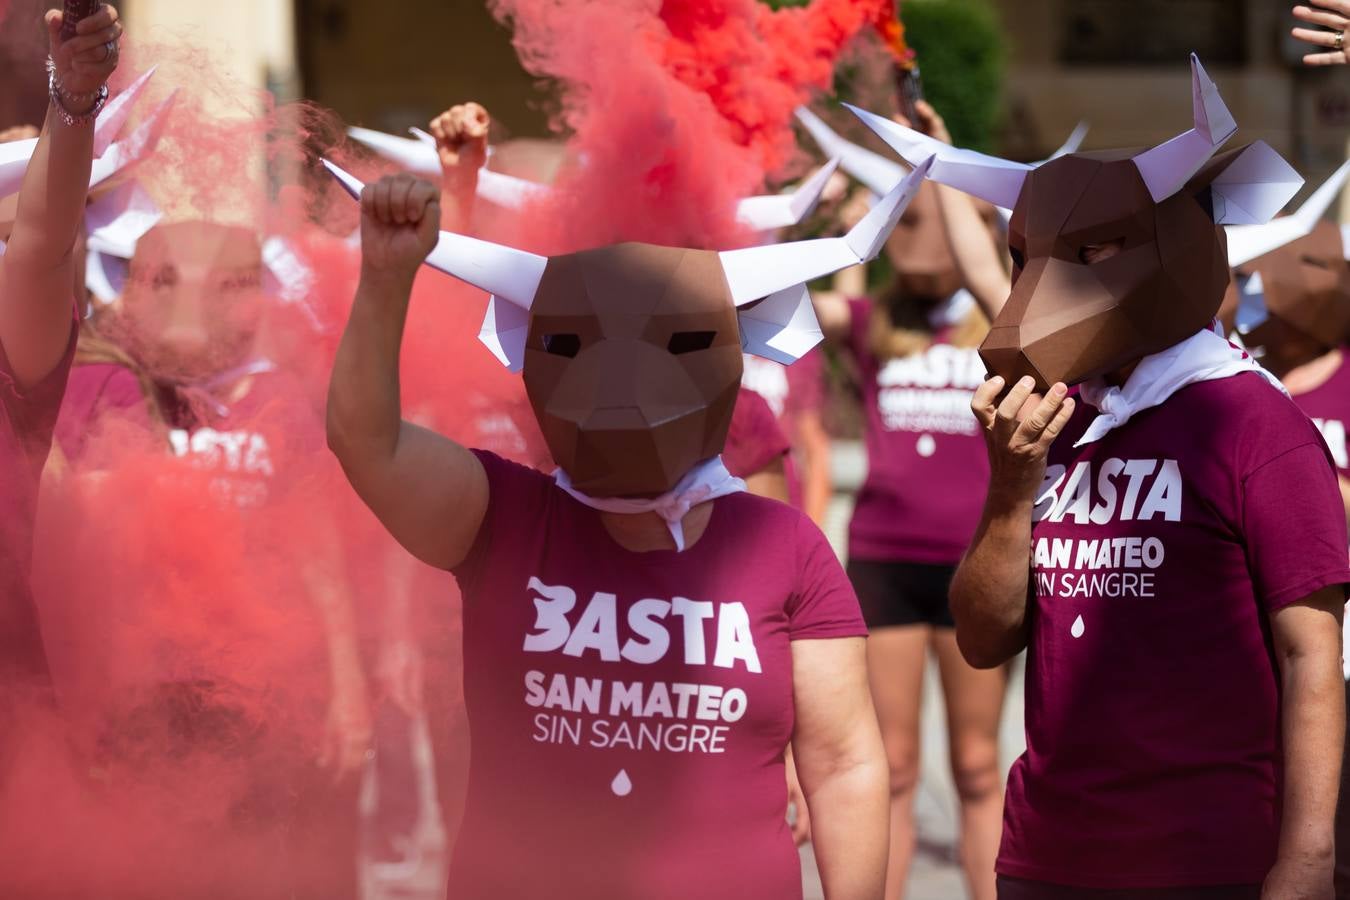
xmin=46 ymin=57 xmax=108 ymax=127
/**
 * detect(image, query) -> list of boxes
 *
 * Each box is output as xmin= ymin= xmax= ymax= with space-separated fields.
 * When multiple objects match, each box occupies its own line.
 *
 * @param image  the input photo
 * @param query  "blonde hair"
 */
xmin=867 ymin=286 xmax=988 ymax=362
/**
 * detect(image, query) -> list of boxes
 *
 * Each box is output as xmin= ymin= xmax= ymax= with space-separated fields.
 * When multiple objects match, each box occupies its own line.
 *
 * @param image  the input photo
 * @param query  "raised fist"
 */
xmin=47 ymin=3 xmax=123 ymax=103
xmin=359 ymin=174 xmax=442 ymax=282
xmin=429 ymin=102 xmax=490 ymax=184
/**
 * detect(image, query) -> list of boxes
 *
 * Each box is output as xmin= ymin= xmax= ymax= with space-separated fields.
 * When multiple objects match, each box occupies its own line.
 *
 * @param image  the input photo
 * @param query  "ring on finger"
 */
xmin=1336 ymin=31 xmax=1346 ymax=51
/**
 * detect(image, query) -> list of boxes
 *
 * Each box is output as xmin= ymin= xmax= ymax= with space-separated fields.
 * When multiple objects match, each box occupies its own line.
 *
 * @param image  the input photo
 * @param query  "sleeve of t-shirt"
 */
xmin=723 ymin=389 xmax=791 ymax=479
xmin=55 ymin=365 xmax=158 ymax=463
xmin=0 ymin=315 xmax=77 ymax=467
xmin=1241 ymin=441 xmax=1350 ymax=611
xmin=451 ymin=448 xmax=551 ymax=592
xmin=787 ymin=515 xmax=868 ymax=640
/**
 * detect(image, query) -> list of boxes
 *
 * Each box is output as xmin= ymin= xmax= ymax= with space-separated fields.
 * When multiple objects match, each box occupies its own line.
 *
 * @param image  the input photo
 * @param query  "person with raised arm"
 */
xmin=0 ymin=2 xmax=121 ymax=704
xmin=323 ymin=154 xmax=936 ymax=896
xmin=1293 ymin=2 xmax=1350 ymax=65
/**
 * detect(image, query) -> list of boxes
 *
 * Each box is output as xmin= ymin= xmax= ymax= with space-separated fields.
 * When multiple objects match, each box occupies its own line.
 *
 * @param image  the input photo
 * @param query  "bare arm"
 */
xmin=1261 ymin=588 xmax=1344 ymax=900
xmin=794 ymin=409 xmax=833 ymax=527
xmin=302 ymin=546 xmax=373 ymax=780
xmin=326 ymin=174 xmax=488 ymax=569
xmin=744 ymin=455 xmax=790 ymax=503
xmin=430 ymin=102 xmax=489 ymax=233
xmin=792 ymin=637 xmax=888 ymax=900
xmin=950 ymin=376 xmax=1074 ymax=668
xmin=911 ymin=101 xmax=1010 ymax=320
xmin=0 ymin=7 xmax=122 ymax=387
xmin=934 ymin=182 xmax=1009 ymax=320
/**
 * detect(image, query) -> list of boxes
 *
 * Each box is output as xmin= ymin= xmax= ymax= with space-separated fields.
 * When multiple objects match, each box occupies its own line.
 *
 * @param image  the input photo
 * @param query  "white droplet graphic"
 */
xmin=916 ymin=434 xmax=937 ymax=458
xmin=1070 ymin=615 xmax=1085 ymax=638
xmin=611 ymin=769 xmax=632 ymax=797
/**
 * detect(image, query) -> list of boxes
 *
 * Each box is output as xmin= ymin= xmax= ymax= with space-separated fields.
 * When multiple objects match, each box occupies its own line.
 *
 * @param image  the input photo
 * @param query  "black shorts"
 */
xmin=847 ymin=559 xmax=957 ymax=629
xmin=996 ymin=877 xmax=1259 ymax=899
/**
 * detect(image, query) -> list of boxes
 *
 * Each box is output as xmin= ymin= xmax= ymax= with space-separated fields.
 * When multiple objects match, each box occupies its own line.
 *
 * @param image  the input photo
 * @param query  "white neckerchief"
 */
xmin=178 ymin=358 xmax=277 ymax=419
xmin=1075 ymin=322 xmax=1286 ymax=447
xmin=928 ymin=289 xmax=976 ymax=329
xmin=553 ymin=456 xmax=746 ymax=552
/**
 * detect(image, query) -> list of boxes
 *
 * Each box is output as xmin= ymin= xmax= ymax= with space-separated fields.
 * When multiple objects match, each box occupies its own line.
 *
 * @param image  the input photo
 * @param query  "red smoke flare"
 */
xmin=8 ymin=1 xmax=887 ymax=895
xmin=490 ymin=0 xmax=888 ymax=252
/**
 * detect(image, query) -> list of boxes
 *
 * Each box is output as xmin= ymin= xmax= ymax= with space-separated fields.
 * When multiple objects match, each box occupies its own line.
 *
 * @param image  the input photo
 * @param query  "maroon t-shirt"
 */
xmin=54 ymin=363 xmax=156 ymax=464
xmin=1001 ymin=372 xmax=1350 ymax=888
xmin=723 ymin=386 xmax=790 ymax=480
xmin=845 ymin=298 xmax=988 ymax=564
xmin=46 ymin=362 xmax=334 ymax=697
xmin=448 ymin=450 xmax=866 ymax=900
xmin=0 ymin=324 xmax=75 ymax=686
xmin=55 ymin=362 xmax=318 ymax=506
xmin=1290 ymin=347 xmax=1350 ymax=477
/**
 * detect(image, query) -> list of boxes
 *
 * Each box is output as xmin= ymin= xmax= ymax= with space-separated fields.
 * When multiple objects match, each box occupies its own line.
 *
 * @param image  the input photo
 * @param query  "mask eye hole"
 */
xmin=151 ymin=265 xmax=178 ymax=289
xmin=542 ymin=333 xmax=581 ymax=357
xmin=1008 ymin=246 xmax=1026 ymax=270
xmin=1078 ymin=238 xmax=1125 ymax=265
xmin=1300 ymin=254 xmax=1332 ymax=270
xmin=667 ymin=331 xmax=717 ymax=355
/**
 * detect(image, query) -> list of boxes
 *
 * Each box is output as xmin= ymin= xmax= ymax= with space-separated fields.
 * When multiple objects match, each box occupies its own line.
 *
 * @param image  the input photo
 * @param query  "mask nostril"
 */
xmin=542 ymin=333 xmax=581 ymax=358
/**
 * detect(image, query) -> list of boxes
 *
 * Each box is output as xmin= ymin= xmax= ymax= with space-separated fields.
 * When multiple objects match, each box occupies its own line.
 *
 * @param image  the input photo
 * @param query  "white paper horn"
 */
xmin=734 ymin=157 xmax=841 ymax=231
xmin=795 ymin=106 xmax=906 ymax=200
xmin=350 ymin=125 xmax=554 ymax=212
xmin=88 ymin=89 xmax=179 ymax=193
xmin=321 ymin=158 xmax=548 ymax=311
xmin=0 ymin=67 xmax=161 ymax=199
xmin=94 ymin=66 xmax=159 ymax=157
xmin=718 ymin=155 xmax=933 ymax=307
xmin=1132 ymin=54 xmax=1237 ymax=204
xmin=1225 ymin=158 xmax=1350 ymax=267
xmin=843 ymin=103 xmax=1031 ymax=210
xmin=347 ymin=126 xmax=441 ymax=178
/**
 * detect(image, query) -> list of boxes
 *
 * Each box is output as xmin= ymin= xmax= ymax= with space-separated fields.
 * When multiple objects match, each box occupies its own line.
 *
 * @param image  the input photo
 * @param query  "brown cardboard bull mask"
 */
xmin=886 ymin=181 xmax=964 ymax=300
xmin=1220 ymin=161 xmax=1350 ymax=354
xmin=1236 ymin=221 xmax=1350 ymax=353
xmin=323 ymin=157 xmax=931 ymax=496
xmin=847 ymin=55 xmax=1304 ymax=389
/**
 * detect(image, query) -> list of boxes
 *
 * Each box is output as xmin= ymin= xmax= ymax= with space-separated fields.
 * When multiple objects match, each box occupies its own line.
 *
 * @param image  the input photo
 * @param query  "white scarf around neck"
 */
xmin=928 ymin=289 xmax=976 ymax=329
xmin=553 ymin=456 xmax=746 ymax=552
xmin=1075 ymin=322 xmax=1286 ymax=447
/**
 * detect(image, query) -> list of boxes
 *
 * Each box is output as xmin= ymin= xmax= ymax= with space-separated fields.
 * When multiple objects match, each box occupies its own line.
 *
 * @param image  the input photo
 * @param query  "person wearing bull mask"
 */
xmin=806 ymin=97 xmax=1011 ymax=900
xmin=1218 ymin=162 xmax=1350 ymax=527
xmin=851 ymin=55 xmax=1350 ymax=899
xmin=320 ymin=151 xmax=944 ymax=896
xmin=1216 ymin=163 xmax=1350 ymax=897
xmin=0 ymin=3 xmax=122 ymax=717
xmin=363 ymin=99 xmax=804 ymax=854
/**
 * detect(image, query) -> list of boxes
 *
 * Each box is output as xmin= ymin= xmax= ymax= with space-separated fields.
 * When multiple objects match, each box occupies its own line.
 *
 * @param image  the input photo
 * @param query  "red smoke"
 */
xmin=7 ymin=1 xmax=884 ymax=895
xmin=490 ymin=0 xmax=887 ymax=252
